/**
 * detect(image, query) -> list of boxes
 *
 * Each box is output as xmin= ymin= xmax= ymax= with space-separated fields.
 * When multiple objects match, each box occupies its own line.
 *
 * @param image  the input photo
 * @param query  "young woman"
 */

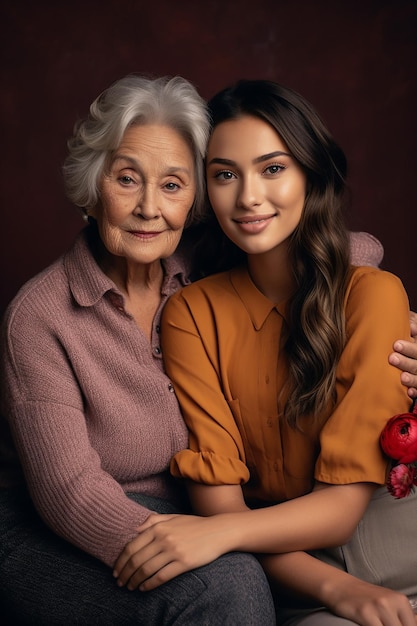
xmin=114 ymin=80 xmax=417 ymax=625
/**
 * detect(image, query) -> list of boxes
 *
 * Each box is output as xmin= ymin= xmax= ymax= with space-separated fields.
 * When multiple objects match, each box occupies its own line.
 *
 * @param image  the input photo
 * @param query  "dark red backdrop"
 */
xmin=1 ymin=0 xmax=416 ymax=314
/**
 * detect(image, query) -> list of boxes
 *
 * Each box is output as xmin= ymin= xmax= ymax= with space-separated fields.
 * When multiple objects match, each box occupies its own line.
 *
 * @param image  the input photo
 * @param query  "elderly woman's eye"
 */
xmin=119 ymin=175 xmax=134 ymax=185
xmin=165 ymin=182 xmax=180 ymax=191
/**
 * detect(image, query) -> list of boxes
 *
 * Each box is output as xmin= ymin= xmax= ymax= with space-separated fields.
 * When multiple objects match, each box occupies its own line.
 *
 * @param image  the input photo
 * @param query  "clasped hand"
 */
xmin=113 ymin=512 xmax=227 ymax=591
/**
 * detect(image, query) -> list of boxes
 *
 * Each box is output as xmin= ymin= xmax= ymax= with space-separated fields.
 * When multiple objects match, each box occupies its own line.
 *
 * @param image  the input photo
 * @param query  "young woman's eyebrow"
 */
xmin=207 ymin=151 xmax=291 ymax=167
xmin=207 ymin=157 xmax=235 ymax=166
xmin=253 ymin=150 xmax=291 ymax=164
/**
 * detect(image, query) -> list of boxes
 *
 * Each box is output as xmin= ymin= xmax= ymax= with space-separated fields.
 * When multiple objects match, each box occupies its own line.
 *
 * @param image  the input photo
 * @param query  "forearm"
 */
xmin=8 ymin=401 xmax=150 ymax=566
xmin=260 ymin=550 xmax=335 ymax=604
xmin=260 ymin=550 xmax=368 ymax=606
xmin=188 ymin=481 xmax=375 ymax=554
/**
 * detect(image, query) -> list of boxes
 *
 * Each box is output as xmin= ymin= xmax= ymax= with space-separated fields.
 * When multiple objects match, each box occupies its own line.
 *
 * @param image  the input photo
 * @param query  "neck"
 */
xmin=246 ymin=243 xmax=294 ymax=304
xmin=100 ymin=252 xmax=164 ymax=339
xmin=102 ymin=254 xmax=164 ymax=297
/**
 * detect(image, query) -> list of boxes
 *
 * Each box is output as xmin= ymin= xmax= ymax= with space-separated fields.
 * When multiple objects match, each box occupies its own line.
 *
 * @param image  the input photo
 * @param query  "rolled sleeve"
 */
xmin=171 ymin=449 xmax=249 ymax=485
xmin=162 ymin=288 xmax=249 ymax=485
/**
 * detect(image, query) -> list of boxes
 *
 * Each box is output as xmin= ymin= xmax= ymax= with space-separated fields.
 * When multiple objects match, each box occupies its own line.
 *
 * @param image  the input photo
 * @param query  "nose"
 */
xmin=134 ymin=184 xmax=161 ymax=219
xmin=237 ymin=175 xmax=262 ymax=209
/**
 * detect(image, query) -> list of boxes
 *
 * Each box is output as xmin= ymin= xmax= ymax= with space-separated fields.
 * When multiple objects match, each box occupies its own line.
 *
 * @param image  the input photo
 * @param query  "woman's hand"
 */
xmin=389 ymin=312 xmax=417 ymax=398
xmin=324 ymin=575 xmax=417 ymax=626
xmin=263 ymin=551 xmax=416 ymax=626
xmin=113 ymin=513 xmax=231 ymax=591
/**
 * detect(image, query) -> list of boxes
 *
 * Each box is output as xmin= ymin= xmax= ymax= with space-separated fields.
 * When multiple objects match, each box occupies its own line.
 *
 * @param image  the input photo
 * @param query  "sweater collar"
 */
xmin=64 ymin=227 xmax=190 ymax=308
xmin=229 ymin=266 xmax=289 ymax=330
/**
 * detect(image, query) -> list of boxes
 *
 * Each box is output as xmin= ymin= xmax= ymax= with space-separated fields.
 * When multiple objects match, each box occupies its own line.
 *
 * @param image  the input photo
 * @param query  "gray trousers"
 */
xmin=0 ymin=488 xmax=275 ymax=625
xmin=276 ymin=486 xmax=417 ymax=625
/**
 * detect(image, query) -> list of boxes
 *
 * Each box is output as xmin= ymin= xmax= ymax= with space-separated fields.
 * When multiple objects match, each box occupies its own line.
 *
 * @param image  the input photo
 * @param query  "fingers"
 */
xmin=337 ymin=593 xmax=417 ymax=626
xmin=113 ymin=534 xmax=193 ymax=592
xmin=113 ymin=515 xmax=192 ymax=591
xmin=410 ymin=310 xmax=417 ymax=334
xmin=113 ymin=514 xmax=221 ymax=592
xmin=116 ymin=541 xmax=170 ymax=591
xmin=125 ymin=555 xmax=184 ymax=592
xmin=389 ymin=339 xmax=417 ymax=398
xmin=398 ymin=601 xmax=417 ymax=626
xmin=113 ymin=532 xmax=152 ymax=585
xmin=137 ymin=561 xmax=186 ymax=591
xmin=392 ymin=341 xmax=417 ymax=370
xmin=113 ymin=513 xmax=177 ymax=581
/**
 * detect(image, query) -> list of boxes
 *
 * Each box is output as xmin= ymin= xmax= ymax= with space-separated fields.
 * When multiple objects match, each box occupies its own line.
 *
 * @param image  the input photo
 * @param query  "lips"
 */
xmin=128 ymin=230 xmax=164 ymax=239
xmin=232 ymin=214 xmax=276 ymax=234
xmin=130 ymin=230 xmax=162 ymax=234
xmin=233 ymin=214 xmax=276 ymax=224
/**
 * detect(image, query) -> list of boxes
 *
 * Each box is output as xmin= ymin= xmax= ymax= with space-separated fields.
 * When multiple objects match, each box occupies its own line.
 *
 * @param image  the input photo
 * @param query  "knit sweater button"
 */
xmin=154 ymin=346 xmax=161 ymax=355
xmin=168 ymin=383 xmax=174 ymax=392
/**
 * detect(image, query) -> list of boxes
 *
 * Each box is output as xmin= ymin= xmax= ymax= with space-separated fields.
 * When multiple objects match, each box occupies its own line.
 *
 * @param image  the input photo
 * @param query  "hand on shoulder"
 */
xmin=390 ymin=312 xmax=417 ymax=398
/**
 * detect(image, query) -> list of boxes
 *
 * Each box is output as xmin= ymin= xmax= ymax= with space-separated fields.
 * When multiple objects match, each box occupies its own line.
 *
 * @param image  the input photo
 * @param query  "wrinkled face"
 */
xmin=91 ymin=124 xmax=196 ymax=264
xmin=206 ymin=115 xmax=306 ymax=257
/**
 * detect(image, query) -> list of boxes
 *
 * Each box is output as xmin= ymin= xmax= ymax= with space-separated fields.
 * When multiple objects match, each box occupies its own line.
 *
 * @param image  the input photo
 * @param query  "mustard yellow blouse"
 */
xmin=161 ymin=266 xmax=411 ymax=505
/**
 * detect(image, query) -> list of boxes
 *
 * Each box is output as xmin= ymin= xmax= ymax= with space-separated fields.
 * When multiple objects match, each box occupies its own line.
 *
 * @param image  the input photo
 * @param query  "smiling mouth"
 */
xmin=233 ymin=214 xmax=276 ymax=224
xmin=129 ymin=230 xmax=164 ymax=235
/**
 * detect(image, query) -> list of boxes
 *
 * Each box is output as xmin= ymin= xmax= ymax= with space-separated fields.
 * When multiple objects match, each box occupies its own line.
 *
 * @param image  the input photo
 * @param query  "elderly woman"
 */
xmin=0 ymin=75 xmax=276 ymax=625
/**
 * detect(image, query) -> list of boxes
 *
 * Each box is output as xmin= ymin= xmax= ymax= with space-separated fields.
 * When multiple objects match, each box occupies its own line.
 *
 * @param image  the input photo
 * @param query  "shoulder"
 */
xmin=2 ymin=231 xmax=93 ymax=330
xmin=3 ymin=258 xmax=67 ymax=330
xmin=344 ymin=266 xmax=409 ymax=331
xmin=1 ymin=257 xmax=71 ymax=377
xmin=346 ymin=266 xmax=407 ymax=301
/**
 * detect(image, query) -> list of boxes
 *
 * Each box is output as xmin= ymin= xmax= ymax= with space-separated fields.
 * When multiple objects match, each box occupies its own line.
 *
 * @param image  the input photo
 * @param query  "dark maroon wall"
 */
xmin=1 ymin=0 xmax=416 ymax=315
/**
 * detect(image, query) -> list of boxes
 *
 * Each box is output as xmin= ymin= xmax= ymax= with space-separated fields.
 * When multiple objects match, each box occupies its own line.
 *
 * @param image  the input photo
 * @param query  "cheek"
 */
xmin=97 ymin=186 xmax=131 ymax=224
xmin=277 ymin=177 xmax=301 ymax=198
xmin=105 ymin=199 xmax=132 ymax=224
xmin=290 ymin=176 xmax=307 ymax=203
xmin=159 ymin=229 xmax=186 ymax=259
xmin=166 ymin=198 xmax=196 ymax=229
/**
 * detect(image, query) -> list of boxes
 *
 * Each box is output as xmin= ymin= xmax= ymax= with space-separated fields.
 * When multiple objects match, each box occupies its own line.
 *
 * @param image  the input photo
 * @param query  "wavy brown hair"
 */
xmin=193 ymin=79 xmax=351 ymax=427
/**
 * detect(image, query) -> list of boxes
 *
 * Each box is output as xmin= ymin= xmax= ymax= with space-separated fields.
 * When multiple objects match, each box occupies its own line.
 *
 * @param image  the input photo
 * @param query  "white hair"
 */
xmin=63 ymin=74 xmax=210 ymax=221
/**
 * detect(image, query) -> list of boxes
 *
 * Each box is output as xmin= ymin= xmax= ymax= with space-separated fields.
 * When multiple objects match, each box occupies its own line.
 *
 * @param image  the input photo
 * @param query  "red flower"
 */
xmin=386 ymin=463 xmax=416 ymax=499
xmin=380 ymin=407 xmax=417 ymax=464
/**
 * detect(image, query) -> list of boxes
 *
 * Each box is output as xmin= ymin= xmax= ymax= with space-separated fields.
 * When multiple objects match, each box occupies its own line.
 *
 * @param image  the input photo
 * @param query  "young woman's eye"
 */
xmin=214 ymin=170 xmax=236 ymax=181
xmin=264 ymin=164 xmax=285 ymax=175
